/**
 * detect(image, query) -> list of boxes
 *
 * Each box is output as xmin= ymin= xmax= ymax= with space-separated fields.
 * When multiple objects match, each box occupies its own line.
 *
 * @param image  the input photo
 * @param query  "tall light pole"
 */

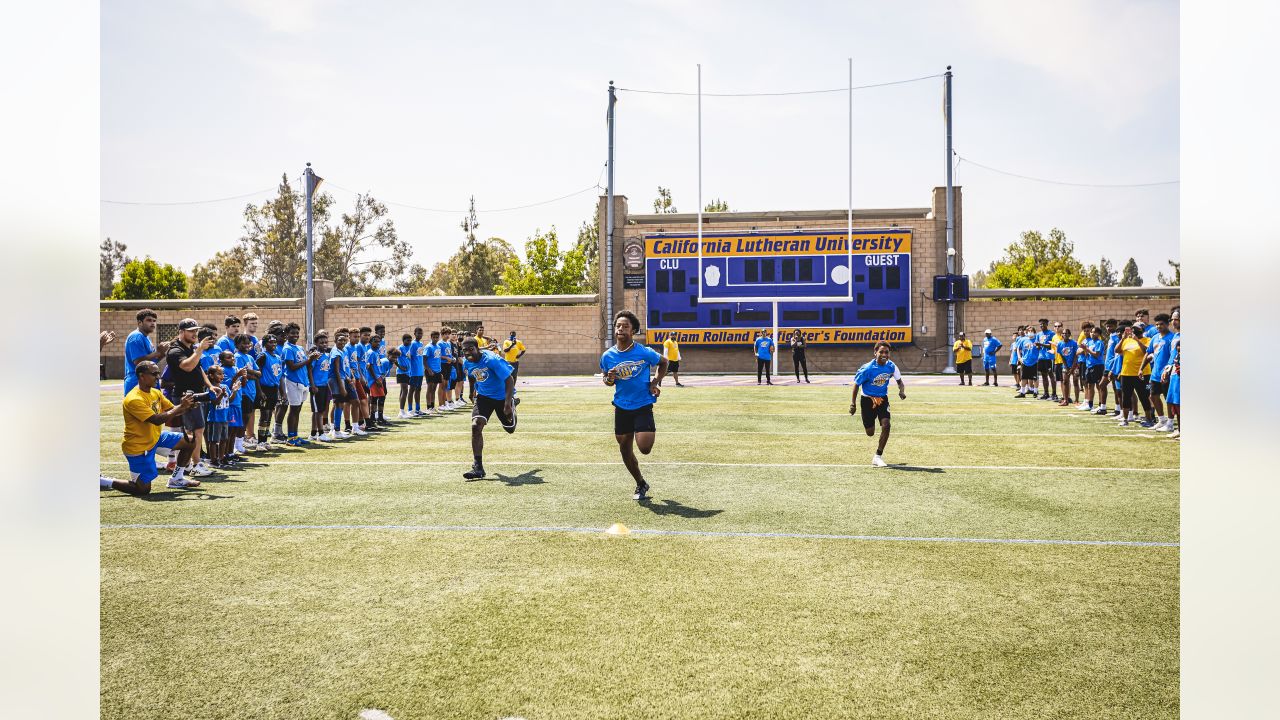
xmin=944 ymin=67 xmax=957 ymax=373
xmin=304 ymin=163 xmax=316 ymax=340
xmin=605 ymin=81 xmax=616 ymax=345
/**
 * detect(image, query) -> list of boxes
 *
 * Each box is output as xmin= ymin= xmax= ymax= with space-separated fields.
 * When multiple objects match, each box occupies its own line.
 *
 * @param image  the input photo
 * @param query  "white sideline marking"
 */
xmin=399 ymin=430 xmax=1156 ymax=438
xmin=97 ymin=459 xmax=1178 ymax=472
xmin=99 ymin=522 xmax=1179 ymax=548
xmin=359 ymin=710 xmax=394 ymax=720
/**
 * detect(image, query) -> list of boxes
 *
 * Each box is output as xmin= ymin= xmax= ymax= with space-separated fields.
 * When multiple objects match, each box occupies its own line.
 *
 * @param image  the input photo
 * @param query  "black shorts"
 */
xmin=668 ymin=360 xmax=680 ymax=374
xmin=1037 ymin=359 xmax=1052 ymax=375
xmin=956 ymin=359 xmax=972 ymax=374
xmin=257 ymin=384 xmax=279 ymax=412
xmin=425 ymin=370 xmax=441 ymax=385
xmin=613 ymin=404 xmax=656 ymax=435
xmin=1120 ymin=375 xmax=1144 ymax=396
xmin=241 ymin=396 xmax=256 ymax=416
xmin=397 ymin=373 xmax=411 ymax=386
xmin=1085 ymin=365 xmax=1104 ymax=384
xmin=859 ymin=394 xmax=891 ymax=430
xmin=1149 ymin=380 xmax=1167 ymax=397
xmin=328 ymin=377 xmax=348 ymax=404
xmin=509 ymin=361 xmax=520 ymax=377
xmin=1052 ymin=364 xmax=1064 ymax=382
xmin=181 ymin=404 xmax=206 ymax=431
xmin=309 ymin=386 xmax=330 ymax=412
xmin=473 ymin=394 xmax=516 ymax=432
xmin=1021 ymin=363 xmax=1038 ymax=381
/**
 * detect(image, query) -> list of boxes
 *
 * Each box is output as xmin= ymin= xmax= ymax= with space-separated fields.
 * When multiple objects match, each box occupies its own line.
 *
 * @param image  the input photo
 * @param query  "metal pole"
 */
xmin=304 ymin=163 xmax=315 ymax=341
xmin=772 ymin=300 xmax=779 ymax=378
xmin=697 ymin=64 xmax=703 ymax=300
xmin=606 ymin=81 xmax=616 ymax=346
xmin=944 ymin=67 xmax=957 ymax=373
xmin=847 ymin=57 xmax=853 ymax=303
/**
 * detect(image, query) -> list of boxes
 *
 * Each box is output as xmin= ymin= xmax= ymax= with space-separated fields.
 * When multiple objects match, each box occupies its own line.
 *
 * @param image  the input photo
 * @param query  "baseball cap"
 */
xmin=984 ymin=328 xmax=992 ymax=334
xmin=177 ymin=318 xmax=199 ymax=331
xmin=958 ymin=331 xmax=966 ymax=336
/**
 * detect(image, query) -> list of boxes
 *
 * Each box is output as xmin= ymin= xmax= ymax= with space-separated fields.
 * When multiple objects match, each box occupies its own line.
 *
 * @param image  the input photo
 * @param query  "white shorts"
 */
xmin=283 ymin=379 xmax=309 ymax=407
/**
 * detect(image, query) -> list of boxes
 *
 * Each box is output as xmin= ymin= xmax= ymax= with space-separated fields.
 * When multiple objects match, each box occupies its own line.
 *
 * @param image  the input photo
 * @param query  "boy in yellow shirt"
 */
xmin=1115 ymin=321 xmax=1154 ymax=427
xmin=952 ymin=332 xmax=974 ymax=386
xmin=105 ymin=361 xmax=200 ymax=495
xmin=661 ymin=335 xmax=684 ymax=387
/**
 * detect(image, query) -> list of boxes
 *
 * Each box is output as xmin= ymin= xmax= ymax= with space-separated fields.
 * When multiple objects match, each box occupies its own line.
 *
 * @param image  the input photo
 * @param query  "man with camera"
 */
xmin=165 ymin=318 xmax=223 ymax=478
xmin=103 ymin=360 xmax=202 ymax=494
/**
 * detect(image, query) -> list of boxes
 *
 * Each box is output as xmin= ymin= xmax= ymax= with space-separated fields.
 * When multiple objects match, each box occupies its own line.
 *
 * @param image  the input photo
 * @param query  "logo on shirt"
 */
xmin=870 ymin=372 xmax=892 ymax=387
xmin=611 ymin=359 xmax=647 ymax=380
xmin=470 ymin=367 xmax=490 ymax=382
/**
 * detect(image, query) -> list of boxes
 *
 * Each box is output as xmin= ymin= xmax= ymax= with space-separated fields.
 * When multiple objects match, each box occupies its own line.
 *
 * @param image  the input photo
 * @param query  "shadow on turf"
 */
xmin=884 ymin=464 xmax=945 ymax=473
xmin=638 ymin=498 xmax=724 ymax=519
xmin=472 ymin=469 xmax=547 ymax=486
xmin=103 ymin=490 xmax=233 ymax=501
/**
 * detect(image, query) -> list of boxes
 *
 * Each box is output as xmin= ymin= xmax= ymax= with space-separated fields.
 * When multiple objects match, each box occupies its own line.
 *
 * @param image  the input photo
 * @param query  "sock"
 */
xmin=172 ymin=465 xmax=185 ymax=479
xmin=334 ymin=407 xmax=344 ymax=431
xmin=100 ymin=476 xmax=113 ymax=489
xmin=234 ymin=438 xmax=245 ymax=453
xmin=474 ymin=453 xmax=483 ymax=468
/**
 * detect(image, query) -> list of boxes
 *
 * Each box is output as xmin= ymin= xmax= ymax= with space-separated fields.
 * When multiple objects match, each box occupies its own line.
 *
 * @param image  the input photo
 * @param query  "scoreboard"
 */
xmin=644 ymin=228 xmax=912 ymax=345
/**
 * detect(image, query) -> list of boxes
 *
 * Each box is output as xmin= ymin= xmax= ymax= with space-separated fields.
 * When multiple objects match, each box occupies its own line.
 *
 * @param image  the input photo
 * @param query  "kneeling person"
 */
xmin=106 ymin=361 xmax=201 ymax=494
xmin=850 ymin=342 xmax=907 ymax=467
xmin=461 ymin=337 xmax=518 ymax=480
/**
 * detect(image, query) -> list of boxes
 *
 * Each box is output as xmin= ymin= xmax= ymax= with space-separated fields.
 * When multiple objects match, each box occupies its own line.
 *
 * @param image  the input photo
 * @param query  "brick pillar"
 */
xmin=313 ymin=278 xmax=335 ymax=332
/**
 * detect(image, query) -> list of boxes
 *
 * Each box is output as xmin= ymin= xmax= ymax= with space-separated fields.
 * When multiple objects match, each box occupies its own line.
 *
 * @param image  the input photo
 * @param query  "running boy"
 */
xmin=601 ymin=310 xmax=668 ymax=500
xmin=850 ymin=341 xmax=907 ymax=467
xmin=460 ymin=337 xmax=519 ymax=480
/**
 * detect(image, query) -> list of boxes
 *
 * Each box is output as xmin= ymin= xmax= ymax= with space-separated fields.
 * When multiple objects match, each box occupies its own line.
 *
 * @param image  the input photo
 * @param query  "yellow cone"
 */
xmin=605 ymin=523 xmax=630 ymax=536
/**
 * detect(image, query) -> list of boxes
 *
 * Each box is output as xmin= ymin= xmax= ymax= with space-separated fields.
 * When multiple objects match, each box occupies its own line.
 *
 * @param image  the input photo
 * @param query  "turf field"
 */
xmin=100 ymin=377 xmax=1179 ymax=720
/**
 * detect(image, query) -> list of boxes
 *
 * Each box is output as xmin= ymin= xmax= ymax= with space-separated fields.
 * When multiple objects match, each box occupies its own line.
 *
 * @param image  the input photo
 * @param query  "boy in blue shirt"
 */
xmin=256 ymin=332 xmax=283 ymax=447
xmin=233 ymin=334 xmax=261 ymax=453
xmin=366 ymin=334 xmax=390 ymax=428
xmin=980 ymin=329 xmax=1002 ymax=387
xmin=281 ymin=322 xmax=319 ymax=445
xmin=1078 ymin=326 xmax=1107 ymax=412
xmin=438 ymin=328 xmax=458 ymax=411
xmin=123 ymin=308 xmax=170 ymax=395
xmin=460 ymin=338 xmax=519 ymax=480
xmin=1015 ymin=326 xmax=1039 ymax=398
xmin=216 ymin=315 xmax=241 ymax=354
xmin=601 ymin=310 xmax=668 ymax=500
xmin=850 ymin=342 xmax=907 ymax=467
xmin=308 ymin=332 xmax=334 ymax=441
xmin=1035 ymin=318 xmax=1058 ymax=401
xmin=1055 ymin=329 xmax=1079 ymax=406
xmin=1145 ymin=313 xmax=1175 ymax=431
xmin=397 ymin=333 xmax=415 ymax=418
xmin=754 ymin=329 xmax=776 ymax=385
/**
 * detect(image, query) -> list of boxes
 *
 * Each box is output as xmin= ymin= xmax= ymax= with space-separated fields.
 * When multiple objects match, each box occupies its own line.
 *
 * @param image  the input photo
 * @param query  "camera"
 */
xmin=185 ymin=391 xmax=213 ymax=402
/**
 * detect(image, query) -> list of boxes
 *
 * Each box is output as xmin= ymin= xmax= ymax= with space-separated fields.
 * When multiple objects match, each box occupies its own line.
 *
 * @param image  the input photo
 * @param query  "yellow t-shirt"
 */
xmin=501 ymin=339 xmax=525 ymax=363
xmin=952 ymin=339 xmax=972 ymax=364
xmin=1117 ymin=336 xmax=1149 ymax=377
xmin=122 ymin=386 xmax=173 ymax=456
xmin=663 ymin=337 xmax=681 ymax=362
xmin=1052 ymin=333 xmax=1065 ymax=364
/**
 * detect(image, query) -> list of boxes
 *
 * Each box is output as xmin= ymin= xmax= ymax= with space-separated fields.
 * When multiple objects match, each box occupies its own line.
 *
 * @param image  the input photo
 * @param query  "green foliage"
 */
xmin=653 ymin=186 xmax=677 ymax=214
xmin=971 ymin=268 xmax=988 ymax=289
xmin=1119 ymin=258 xmax=1143 ymax=287
xmin=1157 ymin=260 xmax=1180 ymax=287
xmin=460 ymin=195 xmax=479 ymax=243
xmin=1085 ymin=257 xmax=1117 ymax=287
xmin=576 ymin=202 xmax=600 ymax=291
xmin=704 ymin=198 xmax=729 ymax=213
xmin=189 ymin=248 xmax=254 ymax=299
xmin=99 ymin=237 xmax=130 ymax=299
xmin=315 ymin=192 xmax=409 ymax=296
xmin=396 ymin=237 xmax=516 ymax=296
xmin=111 ymin=258 xmax=188 ymax=300
xmin=235 ymin=173 xmax=333 ymax=297
xmin=496 ymin=227 xmax=589 ymax=295
xmin=983 ymin=228 xmax=1091 ymax=289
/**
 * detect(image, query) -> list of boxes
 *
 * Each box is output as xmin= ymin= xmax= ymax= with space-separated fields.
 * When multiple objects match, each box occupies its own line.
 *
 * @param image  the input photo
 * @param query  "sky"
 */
xmin=101 ymin=0 xmax=1179 ymax=284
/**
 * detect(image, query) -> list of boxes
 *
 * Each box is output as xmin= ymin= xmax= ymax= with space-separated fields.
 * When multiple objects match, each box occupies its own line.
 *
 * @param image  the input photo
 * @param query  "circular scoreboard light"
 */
xmin=704 ymin=265 xmax=722 ymax=287
xmin=830 ymin=263 xmax=851 ymax=285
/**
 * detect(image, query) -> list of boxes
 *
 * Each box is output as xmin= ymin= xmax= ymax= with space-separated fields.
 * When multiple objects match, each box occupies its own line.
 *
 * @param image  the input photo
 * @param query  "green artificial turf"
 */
xmin=100 ymin=381 xmax=1179 ymax=719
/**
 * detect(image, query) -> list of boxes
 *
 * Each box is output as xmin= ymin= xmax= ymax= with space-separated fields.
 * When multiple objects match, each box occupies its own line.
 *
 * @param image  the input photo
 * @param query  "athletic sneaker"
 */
xmin=258 ymin=442 xmax=274 ymax=452
xmin=871 ymin=454 xmax=887 ymax=467
xmin=320 ymin=431 xmax=337 ymax=442
xmin=463 ymin=464 xmax=486 ymax=480
xmin=335 ymin=430 xmax=352 ymax=440
xmin=1154 ymin=419 xmax=1173 ymax=432
xmin=1138 ymin=419 xmax=1156 ymax=429
xmin=1014 ymin=391 xmax=1026 ymax=398
xmin=167 ymin=476 xmax=200 ymax=489
xmin=352 ymin=426 xmax=367 ymax=436
xmin=190 ymin=463 xmax=214 ymax=477
xmin=1170 ymin=429 xmax=1180 ymax=439
xmin=633 ymin=481 xmax=651 ymax=500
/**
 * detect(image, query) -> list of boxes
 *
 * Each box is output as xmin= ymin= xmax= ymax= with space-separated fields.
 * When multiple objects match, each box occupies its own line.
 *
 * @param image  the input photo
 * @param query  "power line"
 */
xmin=957 ymin=156 xmax=1179 ymax=188
xmin=325 ymin=179 xmax=603 ymax=213
xmin=101 ymin=186 xmax=277 ymax=206
xmin=615 ymin=73 xmax=943 ymax=97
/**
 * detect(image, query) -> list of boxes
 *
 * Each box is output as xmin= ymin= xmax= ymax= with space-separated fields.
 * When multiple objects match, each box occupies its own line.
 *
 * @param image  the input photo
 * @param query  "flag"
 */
xmin=307 ymin=172 xmax=324 ymax=199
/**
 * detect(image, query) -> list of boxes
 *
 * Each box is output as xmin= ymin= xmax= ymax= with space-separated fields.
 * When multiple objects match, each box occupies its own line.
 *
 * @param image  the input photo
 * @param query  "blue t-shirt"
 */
xmin=1147 ymin=330 xmax=1174 ymax=379
xmin=981 ymin=336 xmax=1003 ymax=357
xmin=427 ymin=341 xmax=443 ymax=372
xmin=123 ymin=330 xmax=154 ymax=394
xmin=853 ymin=359 xmax=900 ymax=398
xmin=1016 ymin=336 xmax=1037 ymax=365
xmin=259 ymin=349 xmax=283 ymax=387
xmin=1081 ymin=338 xmax=1105 ymax=367
xmin=754 ymin=337 xmax=775 ymax=360
xmin=282 ymin=342 xmax=310 ymax=384
xmin=209 ymin=380 xmax=234 ymax=423
xmin=1056 ymin=339 xmax=1079 ymax=368
xmin=464 ymin=350 xmax=513 ymax=400
xmin=439 ymin=340 xmax=454 ymax=362
xmin=344 ymin=343 xmax=363 ymax=382
xmin=215 ymin=334 xmax=239 ymax=354
xmin=1143 ymin=323 xmax=1160 ymax=339
xmin=222 ymin=372 xmax=242 ymax=406
xmin=601 ymin=343 xmax=663 ymax=411
xmin=235 ymin=351 xmax=258 ymax=400
xmin=1036 ymin=330 xmax=1056 ymax=361
xmin=1104 ymin=333 xmax=1123 ymax=374
xmin=368 ymin=350 xmax=388 ymax=380
xmin=310 ymin=350 xmax=333 ymax=386
xmin=200 ymin=347 xmax=220 ymax=373
xmin=396 ymin=350 xmax=412 ymax=375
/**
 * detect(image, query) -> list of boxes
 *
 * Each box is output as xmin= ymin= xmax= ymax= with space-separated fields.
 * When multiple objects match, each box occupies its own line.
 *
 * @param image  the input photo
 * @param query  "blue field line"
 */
xmin=100 ymin=523 xmax=1179 ymax=548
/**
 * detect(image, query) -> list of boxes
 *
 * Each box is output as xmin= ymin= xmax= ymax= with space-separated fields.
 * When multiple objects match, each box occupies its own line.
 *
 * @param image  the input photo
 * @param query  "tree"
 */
xmin=111 ymin=258 xmax=188 ymax=300
xmin=653 ymin=186 xmax=677 ymax=213
xmin=971 ymin=268 xmax=988 ymax=289
xmin=99 ymin=237 xmax=130 ymax=299
xmin=576 ymin=202 xmax=600 ymax=291
xmin=189 ymin=248 xmax=254 ymax=298
xmin=395 ymin=237 xmax=516 ymax=296
xmin=461 ymin=195 xmax=479 ymax=243
xmin=1120 ymin=258 xmax=1143 ymax=287
xmin=1157 ymin=259 xmax=1180 ymax=286
xmin=1086 ymin=256 xmax=1117 ymax=287
xmin=236 ymin=173 xmax=333 ymax=298
xmin=983 ymin=228 xmax=1091 ymax=289
xmin=704 ymin=198 xmax=729 ymax=212
xmin=314 ymin=192 xmax=410 ymax=296
xmin=496 ymin=227 xmax=590 ymax=295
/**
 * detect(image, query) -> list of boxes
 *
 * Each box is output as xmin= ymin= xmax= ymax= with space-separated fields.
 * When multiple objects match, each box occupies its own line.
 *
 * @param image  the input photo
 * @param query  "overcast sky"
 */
xmin=102 ymin=0 xmax=1178 ymax=284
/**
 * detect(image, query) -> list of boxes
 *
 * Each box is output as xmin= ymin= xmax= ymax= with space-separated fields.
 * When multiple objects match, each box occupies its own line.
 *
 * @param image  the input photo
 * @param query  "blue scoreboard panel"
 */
xmin=644 ymin=228 xmax=912 ymax=345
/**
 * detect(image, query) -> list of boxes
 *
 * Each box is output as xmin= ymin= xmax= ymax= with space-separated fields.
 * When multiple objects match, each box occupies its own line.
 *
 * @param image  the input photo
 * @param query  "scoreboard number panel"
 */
xmin=645 ymin=228 xmax=912 ymax=345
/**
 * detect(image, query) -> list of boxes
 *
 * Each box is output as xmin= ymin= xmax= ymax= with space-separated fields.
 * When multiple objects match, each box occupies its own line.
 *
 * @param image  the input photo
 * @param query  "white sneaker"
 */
xmin=1118 ymin=419 xmax=1129 ymax=427
xmin=190 ymin=463 xmax=214 ymax=477
xmin=871 ymin=455 xmax=887 ymax=467
xmin=1169 ymin=429 xmax=1180 ymax=439
xmin=321 ymin=431 xmax=337 ymax=442
xmin=397 ymin=410 xmax=407 ymax=419
xmin=352 ymin=426 xmax=368 ymax=436
xmin=1076 ymin=403 xmax=1089 ymax=411
xmin=336 ymin=430 xmax=352 ymax=439
xmin=167 ymin=475 xmax=199 ymax=489
xmin=313 ymin=433 xmax=329 ymax=442
xmin=258 ymin=442 xmax=274 ymax=452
